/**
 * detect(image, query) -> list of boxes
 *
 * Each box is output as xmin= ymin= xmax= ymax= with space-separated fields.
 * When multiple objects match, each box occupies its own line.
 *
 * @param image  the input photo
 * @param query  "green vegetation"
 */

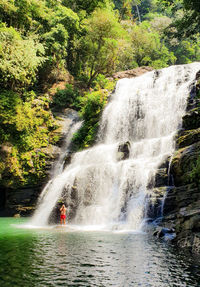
xmin=188 ymin=156 xmax=200 ymax=188
xmin=51 ymin=84 xmax=80 ymax=110
xmin=0 ymin=90 xmax=58 ymax=187
xmin=72 ymin=75 xmax=115 ymax=150
xmin=0 ymin=0 xmax=199 ymax=189
xmin=162 ymin=0 xmax=200 ymax=38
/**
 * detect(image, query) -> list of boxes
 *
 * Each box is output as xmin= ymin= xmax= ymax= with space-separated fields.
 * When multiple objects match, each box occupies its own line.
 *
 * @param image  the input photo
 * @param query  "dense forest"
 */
xmin=0 ymin=0 xmax=200 ymax=189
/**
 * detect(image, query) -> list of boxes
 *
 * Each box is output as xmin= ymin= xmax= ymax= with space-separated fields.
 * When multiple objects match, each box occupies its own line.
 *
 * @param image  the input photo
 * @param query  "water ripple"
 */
xmin=0 ymin=220 xmax=200 ymax=287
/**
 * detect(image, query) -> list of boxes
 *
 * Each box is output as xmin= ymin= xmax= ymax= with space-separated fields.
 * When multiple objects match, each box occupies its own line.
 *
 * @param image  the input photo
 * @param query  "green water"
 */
xmin=0 ymin=218 xmax=200 ymax=287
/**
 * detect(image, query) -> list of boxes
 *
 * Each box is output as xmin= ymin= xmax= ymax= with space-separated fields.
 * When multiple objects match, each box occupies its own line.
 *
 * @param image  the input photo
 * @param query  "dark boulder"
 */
xmin=182 ymin=108 xmax=200 ymax=130
xmin=154 ymin=168 xmax=169 ymax=187
xmin=117 ymin=141 xmax=131 ymax=160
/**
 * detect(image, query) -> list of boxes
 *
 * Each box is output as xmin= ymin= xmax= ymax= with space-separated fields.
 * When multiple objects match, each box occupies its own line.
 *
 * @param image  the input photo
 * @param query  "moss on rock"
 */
xmin=177 ymin=128 xmax=200 ymax=148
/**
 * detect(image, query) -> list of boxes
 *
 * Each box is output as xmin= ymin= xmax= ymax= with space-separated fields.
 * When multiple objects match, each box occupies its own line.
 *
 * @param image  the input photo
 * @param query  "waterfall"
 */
xmin=31 ymin=63 xmax=200 ymax=229
xmin=30 ymin=111 xmax=82 ymax=226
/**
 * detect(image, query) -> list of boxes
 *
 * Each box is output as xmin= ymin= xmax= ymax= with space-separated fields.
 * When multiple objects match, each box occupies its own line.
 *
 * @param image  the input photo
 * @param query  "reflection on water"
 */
xmin=0 ymin=218 xmax=200 ymax=287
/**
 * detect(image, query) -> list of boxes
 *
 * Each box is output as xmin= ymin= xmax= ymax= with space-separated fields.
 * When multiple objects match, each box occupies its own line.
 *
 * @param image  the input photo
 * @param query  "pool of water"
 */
xmin=0 ymin=218 xmax=200 ymax=287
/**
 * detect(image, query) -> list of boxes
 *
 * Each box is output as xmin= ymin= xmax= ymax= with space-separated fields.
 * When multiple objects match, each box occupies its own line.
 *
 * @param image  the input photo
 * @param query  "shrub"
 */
xmin=51 ymin=84 xmax=80 ymax=110
xmin=72 ymin=89 xmax=109 ymax=150
xmin=0 ymin=89 xmax=59 ymax=187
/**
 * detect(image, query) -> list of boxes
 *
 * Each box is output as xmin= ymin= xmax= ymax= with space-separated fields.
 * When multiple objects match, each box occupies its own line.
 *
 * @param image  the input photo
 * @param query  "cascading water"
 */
xmin=30 ymin=111 xmax=82 ymax=226
xmin=31 ymin=63 xmax=200 ymax=230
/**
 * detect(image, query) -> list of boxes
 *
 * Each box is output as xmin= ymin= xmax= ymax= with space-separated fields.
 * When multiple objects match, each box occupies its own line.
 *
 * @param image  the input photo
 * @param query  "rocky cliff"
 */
xmin=152 ymin=70 xmax=200 ymax=253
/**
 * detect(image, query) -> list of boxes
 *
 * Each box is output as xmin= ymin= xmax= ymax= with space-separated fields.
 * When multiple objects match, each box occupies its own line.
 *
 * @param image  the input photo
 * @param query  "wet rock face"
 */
xmin=146 ymin=186 xmax=168 ymax=218
xmin=182 ymin=108 xmax=200 ymax=130
xmin=171 ymin=142 xmax=200 ymax=186
xmin=177 ymin=128 xmax=200 ymax=148
xmin=153 ymin=226 xmax=176 ymax=240
xmin=154 ymin=168 xmax=169 ymax=187
xmin=1 ymin=186 xmax=41 ymax=217
xmin=158 ymin=70 xmax=200 ymax=253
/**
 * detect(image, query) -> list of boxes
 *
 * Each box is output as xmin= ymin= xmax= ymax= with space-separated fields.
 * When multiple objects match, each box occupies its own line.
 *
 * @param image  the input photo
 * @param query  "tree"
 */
xmin=0 ymin=27 xmax=45 ymax=90
xmin=80 ymin=8 xmax=130 ymax=86
xmin=62 ymin=0 xmax=112 ymax=14
xmin=169 ymin=38 xmax=200 ymax=64
xmin=126 ymin=21 xmax=176 ymax=68
xmin=162 ymin=0 xmax=200 ymax=37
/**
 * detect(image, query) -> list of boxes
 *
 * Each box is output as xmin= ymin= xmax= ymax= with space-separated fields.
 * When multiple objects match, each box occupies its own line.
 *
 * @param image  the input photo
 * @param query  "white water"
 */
xmin=31 ymin=63 xmax=200 ymax=229
xmin=30 ymin=113 xmax=82 ymax=226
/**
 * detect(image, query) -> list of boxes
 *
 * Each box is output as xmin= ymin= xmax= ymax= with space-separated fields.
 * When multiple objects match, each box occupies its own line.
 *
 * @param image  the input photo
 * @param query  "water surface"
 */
xmin=0 ymin=218 xmax=200 ymax=287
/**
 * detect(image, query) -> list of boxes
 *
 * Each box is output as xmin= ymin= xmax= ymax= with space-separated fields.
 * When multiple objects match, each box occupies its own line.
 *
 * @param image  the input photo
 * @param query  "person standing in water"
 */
xmin=60 ymin=204 xmax=67 ymax=225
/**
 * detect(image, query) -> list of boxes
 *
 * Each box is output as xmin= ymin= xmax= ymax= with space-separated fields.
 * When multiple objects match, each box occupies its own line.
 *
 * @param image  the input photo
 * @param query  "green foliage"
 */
xmin=123 ymin=21 xmax=176 ymax=69
xmin=188 ymin=156 xmax=200 ymax=188
xmin=162 ymin=0 xmax=200 ymax=38
xmin=0 ymin=90 xmax=59 ymax=187
xmin=71 ymin=76 xmax=114 ymax=151
xmin=0 ymin=90 xmax=21 ymax=142
xmin=52 ymin=84 xmax=80 ymax=110
xmin=42 ymin=23 xmax=69 ymax=66
xmin=169 ymin=38 xmax=200 ymax=64
xmin=72 ymin=80 xmax=114 ymax=149
xmin=79 ymin=8 xmax=130 ymax=86
xmin=62 ymin=0 xmax=111 ymax=14
xmin=0 ymin=27 xmax=45 ymax=90
xmin=92 ymin=74 xmax=116 ymax=90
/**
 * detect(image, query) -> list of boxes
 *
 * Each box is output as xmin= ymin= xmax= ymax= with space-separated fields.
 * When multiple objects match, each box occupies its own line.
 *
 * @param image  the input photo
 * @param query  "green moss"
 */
xmin=177 ymin=128 xmax=200 ymax=148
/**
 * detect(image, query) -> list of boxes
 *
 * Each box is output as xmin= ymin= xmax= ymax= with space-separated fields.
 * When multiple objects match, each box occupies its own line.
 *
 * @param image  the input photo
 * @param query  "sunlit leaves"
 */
xmin=0 ymin=27 xmax=45 ymax=89
xmin=125 ymin=22 xmax=176 ymax=68
xmin=80 ymin=8 xmax=129 ymax=85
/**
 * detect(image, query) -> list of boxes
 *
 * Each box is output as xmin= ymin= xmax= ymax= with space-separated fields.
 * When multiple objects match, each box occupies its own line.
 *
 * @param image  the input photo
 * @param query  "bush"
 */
xmin=92 ymin=74 xmax=115 ymax=91
xmin=51 ymin=84 xmax=80 ymax=110
xmin=0 ymin=89 xmax=59 ymax=188
xmin=72 ymin=89 xmax=109 ymax=150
